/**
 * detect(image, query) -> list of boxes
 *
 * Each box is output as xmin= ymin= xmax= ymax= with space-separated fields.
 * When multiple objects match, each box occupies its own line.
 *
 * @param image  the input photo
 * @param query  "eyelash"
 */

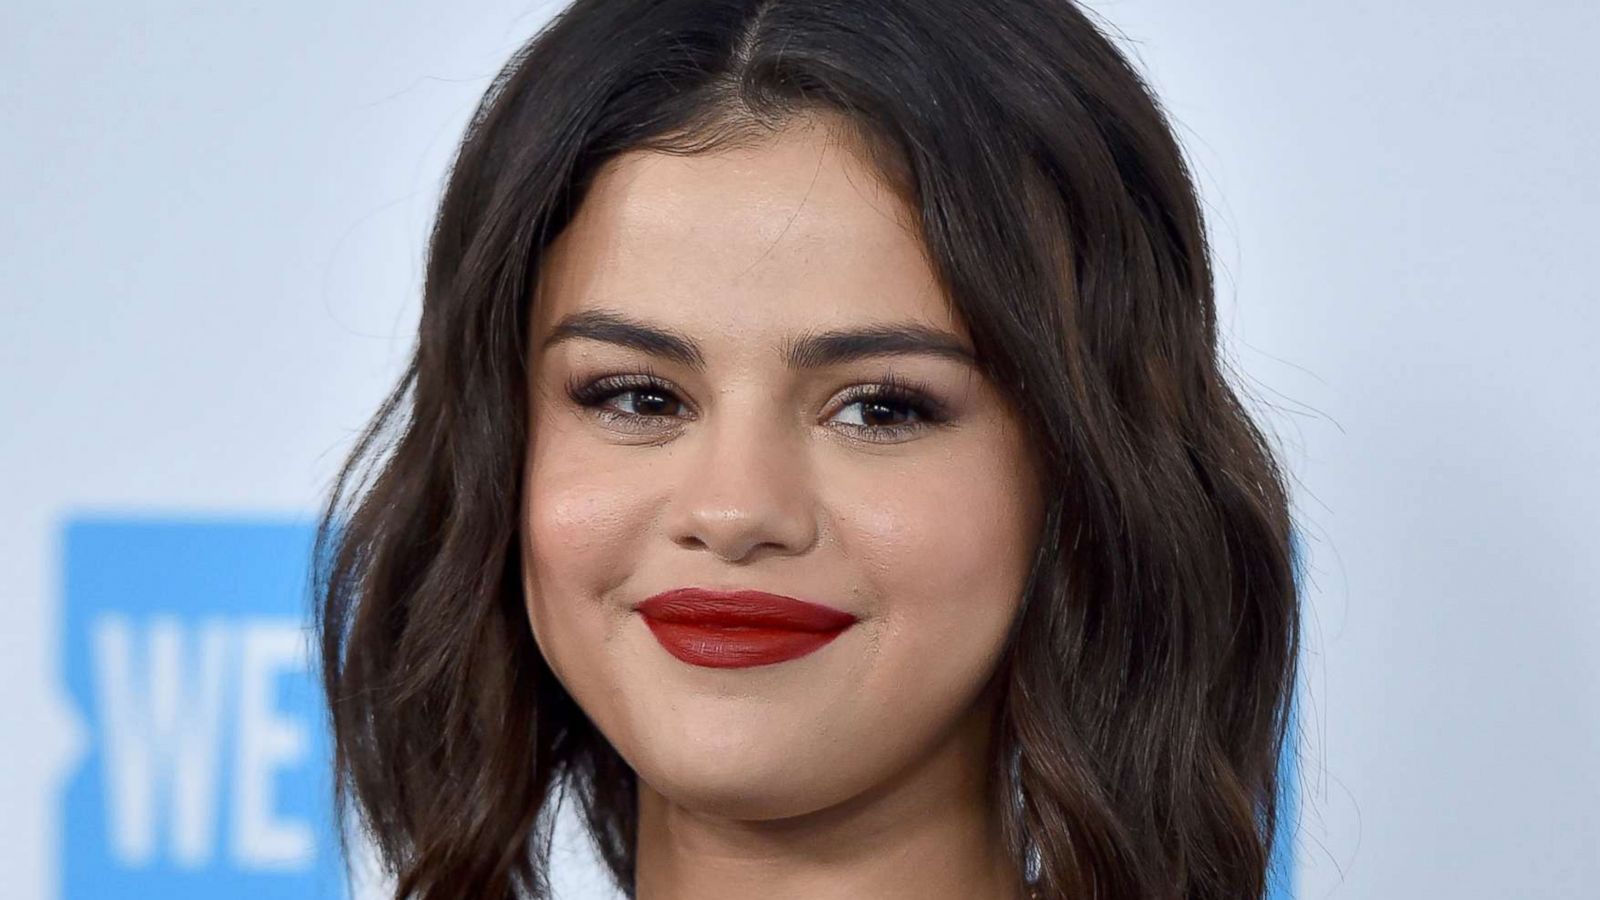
xmin=563 ymin=368 xmax=949 ymax=443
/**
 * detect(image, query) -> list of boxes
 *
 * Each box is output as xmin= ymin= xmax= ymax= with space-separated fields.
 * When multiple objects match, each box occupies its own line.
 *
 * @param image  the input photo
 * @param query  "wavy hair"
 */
xmin=313 ymin=1 xmax=1301 ymax=897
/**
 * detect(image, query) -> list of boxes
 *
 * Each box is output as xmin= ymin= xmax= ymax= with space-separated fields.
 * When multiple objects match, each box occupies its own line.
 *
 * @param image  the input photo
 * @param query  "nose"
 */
xmin=663 ymin=400 xmax=820 ymax=563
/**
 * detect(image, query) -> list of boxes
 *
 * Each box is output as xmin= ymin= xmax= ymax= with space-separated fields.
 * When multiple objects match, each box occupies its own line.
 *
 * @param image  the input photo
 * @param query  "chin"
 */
xmin=643 ymin=768 xmax=847 ymax=822
xmin=629 ymin=735 xmax=859 ymax=821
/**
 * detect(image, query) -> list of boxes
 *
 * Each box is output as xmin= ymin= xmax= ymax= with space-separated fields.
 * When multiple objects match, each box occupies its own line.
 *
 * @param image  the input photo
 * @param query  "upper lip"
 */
xmin=634 ymin=587 xmax=858 ymax=632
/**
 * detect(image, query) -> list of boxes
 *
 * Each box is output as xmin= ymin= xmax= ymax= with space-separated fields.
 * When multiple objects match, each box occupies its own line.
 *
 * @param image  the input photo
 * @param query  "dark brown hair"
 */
xmin=313 ymin=1 xmax=1301 ymax=897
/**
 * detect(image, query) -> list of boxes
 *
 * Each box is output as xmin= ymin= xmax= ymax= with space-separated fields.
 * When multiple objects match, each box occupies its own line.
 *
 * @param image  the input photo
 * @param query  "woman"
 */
xmin=314 ymin=1 xmax=1301 ymax=898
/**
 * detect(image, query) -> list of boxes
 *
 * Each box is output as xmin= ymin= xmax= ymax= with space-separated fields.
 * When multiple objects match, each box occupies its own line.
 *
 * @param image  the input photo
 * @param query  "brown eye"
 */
xmin=566 ymin=374 xmax=691 ymax=431
xmin=611 ymin=387 xmax=681 ymax=417
xmin=828 ymin=375 xmax=948 ymax=443
xmin=835 ymin=395 xmax=920 ymax=429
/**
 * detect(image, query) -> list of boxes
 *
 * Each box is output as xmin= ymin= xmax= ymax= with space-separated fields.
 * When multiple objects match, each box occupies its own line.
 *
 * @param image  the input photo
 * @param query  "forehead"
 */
xmin=531 ymin=120 xmax=962 ymax=345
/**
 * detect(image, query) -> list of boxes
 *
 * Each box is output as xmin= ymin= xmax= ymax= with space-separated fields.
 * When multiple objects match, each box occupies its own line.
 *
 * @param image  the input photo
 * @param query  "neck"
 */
xmin=632 ymin=689 xmax=1027 ymax=900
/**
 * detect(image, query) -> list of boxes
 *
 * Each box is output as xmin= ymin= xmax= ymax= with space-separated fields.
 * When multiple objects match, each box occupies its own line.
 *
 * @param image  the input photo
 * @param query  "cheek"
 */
xmin=520 ymin=430 xmax=657 ymax=684
xmin=831 ymin=437 xmax=1038 ymax=691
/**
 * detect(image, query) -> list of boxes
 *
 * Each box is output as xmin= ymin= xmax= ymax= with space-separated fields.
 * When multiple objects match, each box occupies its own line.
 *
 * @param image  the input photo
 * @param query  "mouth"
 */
xmin=633 ymin=586 xmax=859 ymax=669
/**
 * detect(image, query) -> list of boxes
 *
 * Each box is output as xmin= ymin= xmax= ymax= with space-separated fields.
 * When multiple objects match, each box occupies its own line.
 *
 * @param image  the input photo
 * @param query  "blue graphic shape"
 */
xmin=61 ymin=516 xmax=344 ymax=900
xmin=1266 ymin=698 xmax=1299 ymax=900
xmin=1265 ymin=526 xmax=1308 ymax=900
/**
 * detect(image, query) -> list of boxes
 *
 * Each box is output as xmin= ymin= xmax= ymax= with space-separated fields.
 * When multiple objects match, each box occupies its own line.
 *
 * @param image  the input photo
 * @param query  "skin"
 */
xmin=520 ymin=114 xmax=1043 ymax=900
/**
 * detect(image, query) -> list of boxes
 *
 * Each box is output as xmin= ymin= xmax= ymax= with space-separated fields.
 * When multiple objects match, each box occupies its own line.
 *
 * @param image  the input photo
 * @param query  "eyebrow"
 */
xmin=540 ymin=308 xmax=978 ymax=370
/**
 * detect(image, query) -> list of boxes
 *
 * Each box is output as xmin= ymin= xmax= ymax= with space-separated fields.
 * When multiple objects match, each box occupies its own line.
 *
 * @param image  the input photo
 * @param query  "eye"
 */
xmin=565 ymin=372 xmax=690 ymax=433
xmin=564 ymin=370 xmax=950 ymax=443
xmin=828 ymin=374 xmax=948 ymax=443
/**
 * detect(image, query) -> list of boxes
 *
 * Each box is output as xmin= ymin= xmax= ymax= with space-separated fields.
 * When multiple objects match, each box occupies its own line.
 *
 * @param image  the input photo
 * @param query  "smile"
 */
xmin=633 ymin=587 xmax=858 ymax=669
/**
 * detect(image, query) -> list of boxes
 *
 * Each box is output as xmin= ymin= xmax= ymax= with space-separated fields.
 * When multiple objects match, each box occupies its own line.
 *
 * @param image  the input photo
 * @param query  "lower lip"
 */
xmin=640 ymin=619 xmax=850 ymax=668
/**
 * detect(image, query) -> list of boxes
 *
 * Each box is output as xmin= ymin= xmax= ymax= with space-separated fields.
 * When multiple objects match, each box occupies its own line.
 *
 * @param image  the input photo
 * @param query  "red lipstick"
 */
xmin=634 ymin=587 xmax=858 ymax=669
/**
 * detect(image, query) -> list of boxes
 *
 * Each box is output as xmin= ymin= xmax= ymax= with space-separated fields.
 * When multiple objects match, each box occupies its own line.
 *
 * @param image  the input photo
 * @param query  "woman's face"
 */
xmin=521 ymin=117 xmax=1043 ymax=820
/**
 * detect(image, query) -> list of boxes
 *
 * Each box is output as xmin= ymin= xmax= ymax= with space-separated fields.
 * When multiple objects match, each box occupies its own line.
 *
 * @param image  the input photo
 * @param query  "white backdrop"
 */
xmin=3 ymin=1 xmax=1596 ymax=898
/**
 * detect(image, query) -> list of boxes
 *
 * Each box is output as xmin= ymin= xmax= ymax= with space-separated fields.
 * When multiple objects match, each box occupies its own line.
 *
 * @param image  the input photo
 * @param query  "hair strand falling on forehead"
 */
xmin=313 ymin=1 xmax=1301 ymax=897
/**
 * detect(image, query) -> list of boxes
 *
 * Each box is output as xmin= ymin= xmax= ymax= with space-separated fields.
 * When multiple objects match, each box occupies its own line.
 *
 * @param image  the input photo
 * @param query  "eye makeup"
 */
xmin=561 ymin=367 xmax=953 ymax=443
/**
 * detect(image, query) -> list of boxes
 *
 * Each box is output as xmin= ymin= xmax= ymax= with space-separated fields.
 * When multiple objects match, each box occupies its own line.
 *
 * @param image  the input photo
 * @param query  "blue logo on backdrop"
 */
xmin=60 ymin=517 xmax=343 ymax=899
